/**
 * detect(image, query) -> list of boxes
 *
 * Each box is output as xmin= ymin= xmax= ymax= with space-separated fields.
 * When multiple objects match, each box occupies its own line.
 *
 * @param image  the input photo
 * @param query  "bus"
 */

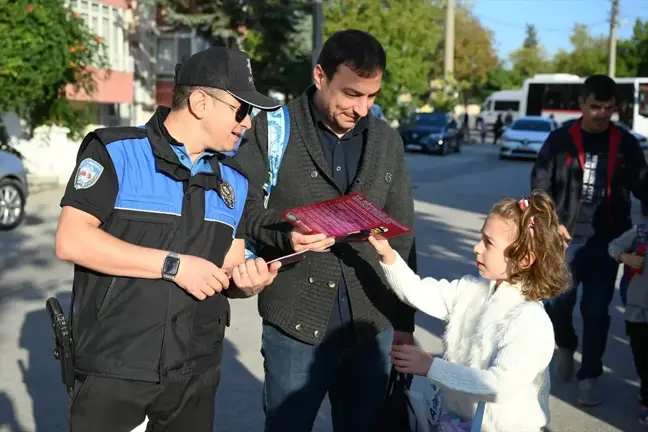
xmin=518 ymin=73 xmax=648 ymax=136
xmin=480 ymin=90 xmax=523 ymax=126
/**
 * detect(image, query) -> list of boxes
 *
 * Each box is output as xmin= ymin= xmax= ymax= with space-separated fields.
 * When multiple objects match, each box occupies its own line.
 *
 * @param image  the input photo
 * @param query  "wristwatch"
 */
xmin=162 ymin=252 xmax=181 ymax=281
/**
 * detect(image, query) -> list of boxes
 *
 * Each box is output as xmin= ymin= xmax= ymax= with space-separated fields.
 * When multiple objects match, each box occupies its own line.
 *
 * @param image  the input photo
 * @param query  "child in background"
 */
xmin=608 ymin=201 xmax=648 ymax=425
xmin=368 ymin=191 xmax=569 ymax=432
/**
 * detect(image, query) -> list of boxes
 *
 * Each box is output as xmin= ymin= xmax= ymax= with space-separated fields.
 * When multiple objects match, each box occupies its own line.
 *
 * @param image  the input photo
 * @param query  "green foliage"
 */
xmin=506 ymin=23 xmax=552 ymax=87
xmin=509 ymin=46 xmax=552 ymax=84
xmin=324 ymin=0 xmax=444 ymax=119
xmin=156 ymin=0 xmax=245 ymax=47
xmin=243 ymin=0 xmax=312 ymax=100
xmin=0 ymin=0 xmax=109 ymax=138
xmin=448 ymin=6 xmax=499 ymax=103
xmin=553 ymin=24 xmax=608 ymax=76
xmin=483 ymin=64 xmax=521 ymax=93
xmin=523 ymin=24 xmax=539 ymax=49
xmin=616 ymin=19 xmax=648 ymax=78
xmin=158 ymin=0 xmax=312 ymax=100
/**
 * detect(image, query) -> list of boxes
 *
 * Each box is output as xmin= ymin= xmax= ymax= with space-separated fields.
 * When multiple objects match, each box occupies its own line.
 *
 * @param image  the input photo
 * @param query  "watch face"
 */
xmin=164 ymin=256 xmax=180 ymax=276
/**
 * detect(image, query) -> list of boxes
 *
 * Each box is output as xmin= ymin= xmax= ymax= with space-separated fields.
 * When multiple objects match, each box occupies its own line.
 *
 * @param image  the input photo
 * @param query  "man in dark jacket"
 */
xmin=531 ymin=74 xmax=648 ymax=406
xmin=234 ymin=30 xmax=416 ymax=431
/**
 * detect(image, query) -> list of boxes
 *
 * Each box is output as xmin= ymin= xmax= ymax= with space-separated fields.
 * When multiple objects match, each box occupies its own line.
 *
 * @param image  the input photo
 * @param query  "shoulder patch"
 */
xmin=74 ymin=158 xmax=104 ymax=190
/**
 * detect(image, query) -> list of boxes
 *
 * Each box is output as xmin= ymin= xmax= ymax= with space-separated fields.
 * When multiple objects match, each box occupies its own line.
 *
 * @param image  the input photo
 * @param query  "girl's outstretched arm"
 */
xmin=379 ymin=251 xmax=460 ymax=321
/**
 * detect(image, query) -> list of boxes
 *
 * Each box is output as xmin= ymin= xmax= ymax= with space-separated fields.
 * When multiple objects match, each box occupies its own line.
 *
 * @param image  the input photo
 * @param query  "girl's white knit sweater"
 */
xmin=380 ymin=253 xmax=555 ymax=432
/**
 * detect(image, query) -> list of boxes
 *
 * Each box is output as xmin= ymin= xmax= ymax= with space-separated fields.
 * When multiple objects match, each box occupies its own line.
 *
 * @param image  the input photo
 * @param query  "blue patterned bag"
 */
xmin=244 ymin=105 xmax=291 ymax=259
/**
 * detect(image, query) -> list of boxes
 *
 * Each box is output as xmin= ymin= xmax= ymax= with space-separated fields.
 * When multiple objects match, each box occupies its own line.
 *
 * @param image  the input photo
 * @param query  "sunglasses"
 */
xmin=206 ymin=92 xmax=252 ymax=123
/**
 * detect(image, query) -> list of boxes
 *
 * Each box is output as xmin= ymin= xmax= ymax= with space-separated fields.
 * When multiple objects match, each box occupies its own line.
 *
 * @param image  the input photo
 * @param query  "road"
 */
xmin=0 ymin=144 xmax=644 ymax=432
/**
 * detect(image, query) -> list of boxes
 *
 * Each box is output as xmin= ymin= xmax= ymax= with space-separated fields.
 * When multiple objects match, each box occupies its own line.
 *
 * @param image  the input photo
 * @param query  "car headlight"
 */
xmin=421 ymin=134 xmax=443 ymax=145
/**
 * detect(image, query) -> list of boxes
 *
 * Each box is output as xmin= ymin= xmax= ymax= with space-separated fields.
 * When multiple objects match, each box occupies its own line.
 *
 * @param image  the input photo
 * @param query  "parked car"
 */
xmin=560 ymin=118 xmax=648 ymax=150
xmin=499 ymin=116 xmax=557 ymax=160
xmin=399 ymin=112 xmax=461 ymax=155
xmin=370 ymin=104 xmax=388 ymax=122
xmin=0 ymin=149 xmax=28 ymax=230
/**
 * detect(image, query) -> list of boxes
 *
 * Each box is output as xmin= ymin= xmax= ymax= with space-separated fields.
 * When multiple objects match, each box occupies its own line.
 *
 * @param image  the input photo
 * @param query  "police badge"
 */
xmin=219 ymin=180 xmax=235 ymax=209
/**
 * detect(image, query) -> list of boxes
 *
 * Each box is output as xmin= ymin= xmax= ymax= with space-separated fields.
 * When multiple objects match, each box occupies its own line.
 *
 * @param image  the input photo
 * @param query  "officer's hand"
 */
xmin=173 ymin=255 xmax=230 ymax=300
xmin=230 ymin=258 xmax=281 ymax=296
xmin=290 ymin=230 xmax=335 ymax=253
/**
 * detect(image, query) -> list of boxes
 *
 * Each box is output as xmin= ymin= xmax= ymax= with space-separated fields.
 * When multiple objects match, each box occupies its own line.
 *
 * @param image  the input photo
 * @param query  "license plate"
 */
xmin=406 ymin=144 xmax=422 ymax=151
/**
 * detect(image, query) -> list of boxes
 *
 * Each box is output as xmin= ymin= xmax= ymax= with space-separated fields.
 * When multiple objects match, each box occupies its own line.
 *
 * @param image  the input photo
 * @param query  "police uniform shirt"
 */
xmin=59 ymin=107 xmax=248 ymax=382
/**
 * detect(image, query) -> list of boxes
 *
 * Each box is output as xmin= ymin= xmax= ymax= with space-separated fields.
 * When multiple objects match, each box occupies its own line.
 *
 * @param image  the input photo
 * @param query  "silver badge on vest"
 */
xmin=219 ymin=180 xmax=235 ymax=209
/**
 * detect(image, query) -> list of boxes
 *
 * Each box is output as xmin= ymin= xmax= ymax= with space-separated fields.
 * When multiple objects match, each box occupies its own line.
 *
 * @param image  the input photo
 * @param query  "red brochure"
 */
xmin=281 ymin=192 xmax=412 ymax=241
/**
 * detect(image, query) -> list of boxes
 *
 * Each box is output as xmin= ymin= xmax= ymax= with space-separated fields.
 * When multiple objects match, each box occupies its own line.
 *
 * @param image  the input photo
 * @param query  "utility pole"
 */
xmin=608 ymin=0 xmax=619 ymax=77
xmin=444 ymin=0 xmax=455 ymax=80
xmin=312 ymin=0 xmax=324 ymax=69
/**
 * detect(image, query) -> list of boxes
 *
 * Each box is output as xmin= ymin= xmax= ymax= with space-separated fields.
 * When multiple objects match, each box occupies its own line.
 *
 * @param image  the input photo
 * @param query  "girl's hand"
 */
xmin=368 ymin=235 xmax=397 ymax=265
xmin=389 ymin=344 xmax=434 ymax=376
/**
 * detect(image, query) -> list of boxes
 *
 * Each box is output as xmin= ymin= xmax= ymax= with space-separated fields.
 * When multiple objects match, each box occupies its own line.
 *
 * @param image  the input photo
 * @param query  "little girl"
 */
xmin=369 ymin=190 xmax=569 ymax=432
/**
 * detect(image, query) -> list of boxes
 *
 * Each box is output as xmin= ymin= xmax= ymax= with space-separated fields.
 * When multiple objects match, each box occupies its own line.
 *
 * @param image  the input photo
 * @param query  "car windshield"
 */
xmin=511 ymin=119 xmax=552 ymax=132
xmin=408 ymin=114 xmax=447 ymax=127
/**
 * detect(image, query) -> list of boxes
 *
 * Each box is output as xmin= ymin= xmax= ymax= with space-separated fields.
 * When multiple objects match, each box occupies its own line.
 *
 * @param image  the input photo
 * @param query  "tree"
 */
xmin=0 ymin=0 xmax=108 ymax=138
xmin=156 ymin=0 xmax=311 ymax=100
xmin=508 ymin=23 xmax=551 ymax=84
xmin=523 ymin=24 xmax=539 ymax=49
xmin=553 ymin=24 xmax=607 ymax=76
xmin=243 ymin=1 xmax=312 ymax=100
xmin=509 ymin=46 xmax=551 ymax=83
xmin=615 ymin=19 xmax=648 ymax=77
xmin=324 ymin=0 xmax=444 ymax=119
xmin=155 ymin=0 xmax=248 ymax=48
xmin=483 ymin=64 xmax=520 ymax=93
xmin=444 ymin=5 xmax=499 ymax=104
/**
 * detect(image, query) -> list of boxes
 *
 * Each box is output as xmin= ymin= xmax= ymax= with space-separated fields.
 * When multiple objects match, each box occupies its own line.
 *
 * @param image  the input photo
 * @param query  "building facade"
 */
xmin=67 ymin=0 xmax=158 ymax=127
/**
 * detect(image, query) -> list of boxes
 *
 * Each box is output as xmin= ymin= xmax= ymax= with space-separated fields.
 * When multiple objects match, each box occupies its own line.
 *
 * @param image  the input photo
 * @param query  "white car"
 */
xmin=499 ymin=116 xmax=557 ymax=160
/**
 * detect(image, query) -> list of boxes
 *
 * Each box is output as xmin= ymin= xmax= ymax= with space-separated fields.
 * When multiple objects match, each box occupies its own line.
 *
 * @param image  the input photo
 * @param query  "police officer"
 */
xmin=55 ymin=47 xmax=281 ymax=432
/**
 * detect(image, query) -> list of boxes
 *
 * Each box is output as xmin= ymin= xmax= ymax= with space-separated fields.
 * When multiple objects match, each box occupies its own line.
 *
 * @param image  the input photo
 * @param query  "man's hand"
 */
xmin=290 ymin=231 xmax=335 ymax=253
xmin=173 ymin=255 xmax=230 ymax=300
xmin=389 ymin=344 xmax=433 ymax=376
xmin=393 ymin=330 xmax=414 ymax=346
xmin=558 ymin=224 xmax=571 ymax=248
xmin=230 ymin=257 xmax=282 ymax=297
xmin=621 ymin=252 xmax=645 ymax=270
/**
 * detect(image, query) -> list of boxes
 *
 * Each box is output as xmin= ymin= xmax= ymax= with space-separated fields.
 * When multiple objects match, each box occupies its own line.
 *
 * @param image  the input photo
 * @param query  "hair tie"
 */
xmin=518 ymin=198 xmax=535 ymax=228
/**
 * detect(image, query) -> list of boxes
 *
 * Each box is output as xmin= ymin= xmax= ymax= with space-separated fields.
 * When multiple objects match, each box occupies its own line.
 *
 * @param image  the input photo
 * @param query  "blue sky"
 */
xmin=469 ymin=0 xmax=648 ymax=61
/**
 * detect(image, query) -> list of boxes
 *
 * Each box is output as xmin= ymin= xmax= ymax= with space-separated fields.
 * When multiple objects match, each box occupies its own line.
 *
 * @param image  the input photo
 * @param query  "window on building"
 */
xmin=156 ymin=33 xmax=210 ymax=76
xmin=71 ymin=0 xmax=128 ymax=72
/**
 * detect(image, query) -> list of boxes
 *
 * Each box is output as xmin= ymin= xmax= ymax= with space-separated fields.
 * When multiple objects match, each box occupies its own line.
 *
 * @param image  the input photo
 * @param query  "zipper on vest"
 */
xmin=158 ymin=182 xmax=189 ymax=379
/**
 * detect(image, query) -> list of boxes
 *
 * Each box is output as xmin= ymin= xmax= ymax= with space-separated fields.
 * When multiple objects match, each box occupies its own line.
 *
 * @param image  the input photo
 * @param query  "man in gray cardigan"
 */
xmin=234 ymin=30 xmax=417 ymax=432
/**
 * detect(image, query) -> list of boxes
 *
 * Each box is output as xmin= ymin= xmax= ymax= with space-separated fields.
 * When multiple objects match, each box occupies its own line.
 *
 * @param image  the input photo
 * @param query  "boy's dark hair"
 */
xmin=581 ymin=74 xmax=616 ymax=101
xmin=317 ymin=29 xmax=386 ymax=80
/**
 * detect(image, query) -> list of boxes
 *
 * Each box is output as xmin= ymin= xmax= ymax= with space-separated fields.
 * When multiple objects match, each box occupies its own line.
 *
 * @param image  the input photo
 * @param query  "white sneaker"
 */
xmin=554 ymin=347 xmax=574 ymax=382
xmin=578 ymin=378 xmax=602 ymax=406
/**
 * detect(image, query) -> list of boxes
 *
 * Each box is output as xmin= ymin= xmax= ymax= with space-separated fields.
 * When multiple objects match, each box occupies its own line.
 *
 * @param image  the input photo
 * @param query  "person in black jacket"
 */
xmin=531 ymin=74 xmax=648 ymax=407
xmin=234 ymin=30 xmax=417 ymax=432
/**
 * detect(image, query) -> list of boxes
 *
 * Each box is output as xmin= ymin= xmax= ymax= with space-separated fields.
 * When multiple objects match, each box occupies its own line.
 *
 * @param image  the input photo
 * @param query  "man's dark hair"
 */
xmin=171 ymin=85 xmax=222 ymax=111
xmin=317 ymin=29 xmax=386 ymax=80
xmin=581 ymin=74 xmax=616 ymax=101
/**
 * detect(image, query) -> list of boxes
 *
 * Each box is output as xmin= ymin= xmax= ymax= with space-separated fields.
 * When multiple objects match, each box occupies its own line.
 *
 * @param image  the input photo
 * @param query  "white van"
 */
xmin=480 ymin=90 xmax=523 ymax=126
